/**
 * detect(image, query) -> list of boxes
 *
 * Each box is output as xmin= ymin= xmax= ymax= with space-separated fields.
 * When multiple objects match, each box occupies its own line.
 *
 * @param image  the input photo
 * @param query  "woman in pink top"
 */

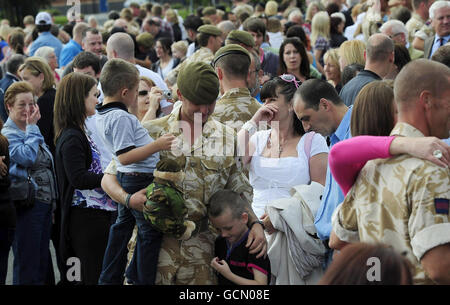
xmin=329 ymin=80 xmax=450 ymax=197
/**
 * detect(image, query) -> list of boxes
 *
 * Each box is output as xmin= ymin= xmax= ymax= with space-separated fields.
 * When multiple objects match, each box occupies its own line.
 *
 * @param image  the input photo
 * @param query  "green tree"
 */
xmin=0 ymin=0 xmax=50 ymax=27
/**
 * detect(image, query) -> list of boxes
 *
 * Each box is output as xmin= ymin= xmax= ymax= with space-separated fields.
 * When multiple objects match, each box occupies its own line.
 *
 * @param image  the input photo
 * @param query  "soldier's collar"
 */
xmin=221 ymin=87 xmax=251 ymax=98
xmin=168 ymin=104 xmax=223 ymax=139
xmin=390 ymin=122 xmax=426 ymax=138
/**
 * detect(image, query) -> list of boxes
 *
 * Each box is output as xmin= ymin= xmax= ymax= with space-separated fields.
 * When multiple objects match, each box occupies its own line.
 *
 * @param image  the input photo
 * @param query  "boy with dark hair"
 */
xmin=209 ymin=190 xmax=271 ymax=285
xmin=73 ymin=51 xmax=101 ymax=79
xmin=96 ymin=58 xmax=175 ymax=285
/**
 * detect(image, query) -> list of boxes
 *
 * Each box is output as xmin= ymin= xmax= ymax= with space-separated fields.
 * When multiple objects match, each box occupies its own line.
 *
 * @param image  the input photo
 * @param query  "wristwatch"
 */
xmin=249 ymin=220 xmax=265 ymax=231
xmin=242 ymin=121 xmax=257 ymax=135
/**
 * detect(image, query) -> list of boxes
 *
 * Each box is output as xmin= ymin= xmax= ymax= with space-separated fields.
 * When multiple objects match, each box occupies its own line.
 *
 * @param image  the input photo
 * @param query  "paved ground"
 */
xmin=5 ymin=241 xmax=60 ymax=285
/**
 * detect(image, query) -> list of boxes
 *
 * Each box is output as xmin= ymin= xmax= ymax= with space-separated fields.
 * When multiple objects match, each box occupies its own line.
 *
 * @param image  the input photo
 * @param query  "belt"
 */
xmin=118 ymin=172 xmax=154 ymax=178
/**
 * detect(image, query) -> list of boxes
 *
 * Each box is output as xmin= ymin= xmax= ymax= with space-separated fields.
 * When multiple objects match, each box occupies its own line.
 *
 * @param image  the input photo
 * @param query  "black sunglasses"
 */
xmin=138 ymin=90 xmax=149 ymax=96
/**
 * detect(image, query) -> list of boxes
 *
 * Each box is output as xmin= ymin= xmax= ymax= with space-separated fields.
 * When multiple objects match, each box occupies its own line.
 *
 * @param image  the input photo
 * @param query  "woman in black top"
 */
xmin=329 ymin=16 xmax=347 ymax=48
xmin=54 ymin=73 xmax=114 ymax=285
xmin=18 ymin=57 xmax=56 ymax=155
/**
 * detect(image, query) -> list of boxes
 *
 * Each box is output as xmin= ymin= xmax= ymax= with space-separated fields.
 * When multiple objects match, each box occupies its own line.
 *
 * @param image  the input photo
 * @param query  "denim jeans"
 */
xmin=12 ymin=200 xmax=52 ymax=285
xmin=98 ymin=173 xmax=162 ymax=285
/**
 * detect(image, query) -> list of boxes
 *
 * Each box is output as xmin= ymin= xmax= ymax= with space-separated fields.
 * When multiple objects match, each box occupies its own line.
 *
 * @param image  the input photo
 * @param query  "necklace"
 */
xmin=268 ymin=134 xmax=288 ymax=158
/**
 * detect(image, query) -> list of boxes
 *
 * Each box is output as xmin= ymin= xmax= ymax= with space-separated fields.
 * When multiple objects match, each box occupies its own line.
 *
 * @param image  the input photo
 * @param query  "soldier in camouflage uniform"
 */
xmin=405 ymin=0 xmax=434 ymax=44
xmin=143 ymin=159 xmax=196 ymax=240
xmin=165 ymin=24 xmax=223 ymax=86
xmin=211 ymin=44 xmax=261 ymax=132
xmin=102 ymin=61 xmax=267 ymax=285
xmin=330 ymin=59 xmax=450 ymax=284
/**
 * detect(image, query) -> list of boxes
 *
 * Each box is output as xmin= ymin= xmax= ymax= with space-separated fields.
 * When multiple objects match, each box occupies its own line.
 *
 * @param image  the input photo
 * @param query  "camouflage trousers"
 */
xmin=156 ymin=230 xmax=217 ymax=285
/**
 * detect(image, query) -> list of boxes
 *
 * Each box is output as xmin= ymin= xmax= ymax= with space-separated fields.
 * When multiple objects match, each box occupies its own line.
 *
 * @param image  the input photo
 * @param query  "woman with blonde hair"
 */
xmin=338 ymin=40 xmax=366 ymax=72
xmin=165 ymin=9 xmax=182 ymax=42
xmin=18 ymin=57 xmax=56 ymax=154
xmin=304 ymin=1 xmax=324 ymax=34
xmin=310 ymin=11 xmax=331 ymax=74
xmin=323 ymin=48 xmax=342 ymax=92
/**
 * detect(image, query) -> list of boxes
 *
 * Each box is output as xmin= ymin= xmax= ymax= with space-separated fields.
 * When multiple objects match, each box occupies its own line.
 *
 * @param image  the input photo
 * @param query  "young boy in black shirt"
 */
xmin=209 ymin=190 xmax=270 ymax=285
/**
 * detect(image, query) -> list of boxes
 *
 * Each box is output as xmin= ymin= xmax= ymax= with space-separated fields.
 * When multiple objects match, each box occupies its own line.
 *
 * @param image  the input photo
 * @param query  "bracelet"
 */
xmin=125 ymin=194 xmax=132 ymax=209
xmin=242 ymin=121 xmax=257 ymax=136
xmin=249 ymin=220 xmax=265 ymax=231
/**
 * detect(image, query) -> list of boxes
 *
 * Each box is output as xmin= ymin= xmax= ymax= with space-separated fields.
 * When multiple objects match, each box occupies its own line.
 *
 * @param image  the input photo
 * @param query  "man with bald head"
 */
xmin=339 ymin=33 xmax=395 ymax=106
xmin=105 ymin=32 xmax=172 ymax=114
xmin=330 ymin=59 xmax=450 ymax=284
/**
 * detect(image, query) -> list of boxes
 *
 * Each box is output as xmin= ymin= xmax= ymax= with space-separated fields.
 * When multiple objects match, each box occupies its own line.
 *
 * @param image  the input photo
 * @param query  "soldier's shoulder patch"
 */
xmin=434 ymin=198 xmax=449 ymax=215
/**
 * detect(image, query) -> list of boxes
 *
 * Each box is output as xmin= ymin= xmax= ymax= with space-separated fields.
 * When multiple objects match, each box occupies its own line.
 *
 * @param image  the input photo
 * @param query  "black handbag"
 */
xmin=10 ymin=168 xmax=36 ymax=209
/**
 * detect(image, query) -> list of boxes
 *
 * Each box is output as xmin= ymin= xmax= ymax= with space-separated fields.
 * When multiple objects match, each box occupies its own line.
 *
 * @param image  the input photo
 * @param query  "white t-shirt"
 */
xmin=249 ymin=130 xmax=329 ymax=218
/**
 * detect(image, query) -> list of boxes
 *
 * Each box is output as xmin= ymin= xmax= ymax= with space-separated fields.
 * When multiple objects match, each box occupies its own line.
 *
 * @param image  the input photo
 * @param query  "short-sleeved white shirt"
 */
xmin=249 ymin=130 xmax=329 ymax=218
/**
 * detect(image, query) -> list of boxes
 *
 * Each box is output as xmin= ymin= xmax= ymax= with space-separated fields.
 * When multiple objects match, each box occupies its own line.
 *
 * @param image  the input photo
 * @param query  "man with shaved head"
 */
xmin=330 ymin=59 xmax=450 ymax=284
xmin=104 ymin=32 xmax=172 ymax=114
xmin=339 ymin=33 xmax=395 ymax=106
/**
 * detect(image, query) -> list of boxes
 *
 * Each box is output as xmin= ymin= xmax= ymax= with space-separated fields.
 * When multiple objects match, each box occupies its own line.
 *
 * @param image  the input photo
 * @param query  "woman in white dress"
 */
xmin=238 ymin=75 xmax=328 ymax=283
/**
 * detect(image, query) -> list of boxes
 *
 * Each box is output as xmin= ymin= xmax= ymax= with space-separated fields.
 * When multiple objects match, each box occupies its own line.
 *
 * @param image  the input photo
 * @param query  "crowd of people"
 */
xmin=0 ymin=0 xmax=449 ymax=286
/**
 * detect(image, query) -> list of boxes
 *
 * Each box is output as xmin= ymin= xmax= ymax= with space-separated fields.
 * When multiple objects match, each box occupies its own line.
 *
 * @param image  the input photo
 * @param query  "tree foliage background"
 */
xmin=0 ymin=0 xmax=51 ymax=27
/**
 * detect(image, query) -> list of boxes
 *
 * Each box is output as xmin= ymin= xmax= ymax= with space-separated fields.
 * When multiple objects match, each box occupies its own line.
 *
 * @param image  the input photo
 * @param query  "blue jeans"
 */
xmin=12 ymin=200 xmax=52 ymax=285
xmin=98 ymin=173 xmax=162 ymax=285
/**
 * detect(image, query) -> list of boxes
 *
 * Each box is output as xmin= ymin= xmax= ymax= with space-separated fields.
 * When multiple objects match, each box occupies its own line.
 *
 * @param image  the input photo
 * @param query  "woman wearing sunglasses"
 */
xmin=133 ymin=76 xmax=158 ymax=122
xmin=238 ymin=75 xmax=329 ymax=284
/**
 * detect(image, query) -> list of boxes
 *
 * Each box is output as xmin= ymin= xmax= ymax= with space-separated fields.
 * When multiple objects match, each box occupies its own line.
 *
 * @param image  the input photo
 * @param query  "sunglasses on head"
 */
xmin=280 ymin=74 xmax=301 ymax=89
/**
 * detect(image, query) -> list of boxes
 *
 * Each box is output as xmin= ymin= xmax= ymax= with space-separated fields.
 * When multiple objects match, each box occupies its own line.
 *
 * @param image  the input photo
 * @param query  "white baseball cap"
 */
xmin=35 ymin=12 xmax=52 ymax=25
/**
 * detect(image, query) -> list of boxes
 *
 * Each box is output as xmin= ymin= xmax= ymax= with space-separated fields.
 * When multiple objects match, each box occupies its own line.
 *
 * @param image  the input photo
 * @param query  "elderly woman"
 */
xmin=34 ymin=46 xmax=61 ymax=84
xmin=18 ymin=57 xmax=56 ymax=154
xmin=1 ymin=81 xmax=57 ymax=284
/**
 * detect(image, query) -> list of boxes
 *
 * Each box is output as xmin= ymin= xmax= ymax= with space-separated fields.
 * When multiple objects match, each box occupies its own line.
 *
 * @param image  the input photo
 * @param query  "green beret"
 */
xmin=177 ymin=61 xmax=219 ymax=105
xmin=213 ymin=44 xmax=251 ymax=67
xmin=136 ymin=32 xmax=154 ymax=49
xmin=197 ymin=24 xmax=222 ymax=36
xmin=202 ymin=6 xmax=217 ymax=16
xmin=226 ymin=30 xmax=255 ymax=47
